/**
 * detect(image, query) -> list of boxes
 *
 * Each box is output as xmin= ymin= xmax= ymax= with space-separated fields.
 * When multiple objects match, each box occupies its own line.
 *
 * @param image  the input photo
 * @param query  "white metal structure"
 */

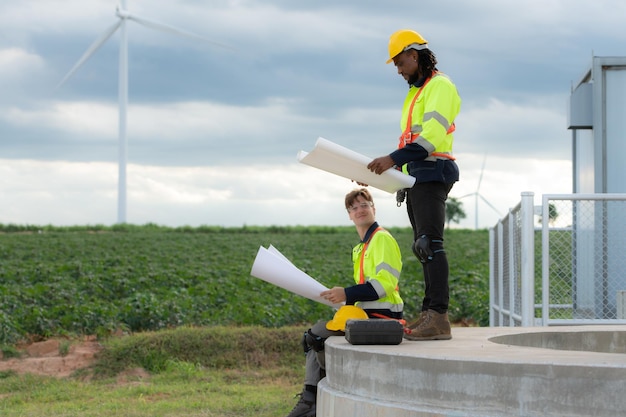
xmin=57 ymin=1 xmax=228 ymax=223
xmin=567 ymin=56 xmax=626 ymax=319
xmin=489 ymin=192 xmax=536 ymax=326
xmin=490 ymin=192 xmax=626 ymax=326
xmin=491 ymin=56 xmax=626 ymax=326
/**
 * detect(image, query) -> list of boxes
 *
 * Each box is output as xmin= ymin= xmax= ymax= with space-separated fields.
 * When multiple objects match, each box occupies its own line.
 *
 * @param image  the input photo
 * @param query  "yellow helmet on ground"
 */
xmin=386 ymin=29 xmax=428 ymax=64
xmin=326 ymin=305 xmax=369 ymax=331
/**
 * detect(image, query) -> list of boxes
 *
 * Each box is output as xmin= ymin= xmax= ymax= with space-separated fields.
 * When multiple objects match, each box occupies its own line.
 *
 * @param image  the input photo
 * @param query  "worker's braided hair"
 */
xmin=417 ymin=48 xmax=438 ymax=76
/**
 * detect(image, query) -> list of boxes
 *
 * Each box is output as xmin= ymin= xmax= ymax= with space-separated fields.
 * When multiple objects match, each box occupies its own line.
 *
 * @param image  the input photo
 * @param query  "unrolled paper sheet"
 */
xmin=297 ymin=137 xmax=415 ymax=193
xmin=250 ymin=245 xmax=342 ymax=309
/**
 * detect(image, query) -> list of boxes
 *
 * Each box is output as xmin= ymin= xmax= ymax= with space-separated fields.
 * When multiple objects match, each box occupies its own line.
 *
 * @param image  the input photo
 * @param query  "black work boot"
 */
xmin=286 ymin=386 xmax=316 ymax=417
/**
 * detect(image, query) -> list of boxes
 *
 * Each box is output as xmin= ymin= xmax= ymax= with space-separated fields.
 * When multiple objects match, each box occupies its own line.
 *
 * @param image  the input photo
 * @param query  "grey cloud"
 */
xmin=1 ymin=0 xmax=623 ymax=167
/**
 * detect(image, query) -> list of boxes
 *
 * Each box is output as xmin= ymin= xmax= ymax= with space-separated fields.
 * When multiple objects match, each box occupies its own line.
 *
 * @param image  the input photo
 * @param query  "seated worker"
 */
xmin=286 ymin=188 xmax=403 ymax=417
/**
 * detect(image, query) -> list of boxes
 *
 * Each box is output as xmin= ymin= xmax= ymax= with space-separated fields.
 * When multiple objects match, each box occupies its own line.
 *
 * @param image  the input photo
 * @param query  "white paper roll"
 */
xmin=250 ymin=246 xmax=342 ymax=308
xmin=297 ymin=137 xmax=415 ymax=193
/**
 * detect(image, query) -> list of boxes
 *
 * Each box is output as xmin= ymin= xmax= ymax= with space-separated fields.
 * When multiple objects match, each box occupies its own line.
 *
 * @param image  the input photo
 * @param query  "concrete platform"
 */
xmin=317 ymin=325 xmax=626 ymax=417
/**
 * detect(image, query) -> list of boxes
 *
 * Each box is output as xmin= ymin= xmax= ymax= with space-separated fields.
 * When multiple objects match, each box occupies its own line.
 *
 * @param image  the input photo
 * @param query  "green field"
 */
xmin=0 ymin=224 xmax=489 ymax=344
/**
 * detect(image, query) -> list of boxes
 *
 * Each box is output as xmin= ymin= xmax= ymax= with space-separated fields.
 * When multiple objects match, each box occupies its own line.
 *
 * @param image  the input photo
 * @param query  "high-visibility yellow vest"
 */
xmin=351 ymin=228 xmax=403 ymax=313
xmin=399 ymin=72 xmax=461 ymax=162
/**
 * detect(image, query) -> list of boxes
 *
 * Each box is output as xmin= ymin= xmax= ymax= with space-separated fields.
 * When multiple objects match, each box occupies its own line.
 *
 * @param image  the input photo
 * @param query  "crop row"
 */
xmin=0 ymin=225 xmax=489 ymax=344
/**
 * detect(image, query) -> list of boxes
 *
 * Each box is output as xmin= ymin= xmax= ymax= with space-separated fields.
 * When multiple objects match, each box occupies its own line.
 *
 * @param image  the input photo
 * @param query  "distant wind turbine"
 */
xmin=57 ymin=0 xmax=230 ymax=224
xmin=459 ymin=154 xmax=502 ymax=229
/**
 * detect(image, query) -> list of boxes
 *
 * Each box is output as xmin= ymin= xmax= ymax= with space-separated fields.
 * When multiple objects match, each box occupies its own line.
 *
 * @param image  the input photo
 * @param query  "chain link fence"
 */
xmin=489 ymin=193 xmax=534 ymax=326
xmin=490 ymin=193 xmax=626 ymax=326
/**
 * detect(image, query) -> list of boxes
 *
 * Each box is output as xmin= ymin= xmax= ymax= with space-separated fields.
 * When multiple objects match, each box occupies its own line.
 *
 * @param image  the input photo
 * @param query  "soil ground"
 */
xmin=0 ymin=337 xmax=102 ymax=378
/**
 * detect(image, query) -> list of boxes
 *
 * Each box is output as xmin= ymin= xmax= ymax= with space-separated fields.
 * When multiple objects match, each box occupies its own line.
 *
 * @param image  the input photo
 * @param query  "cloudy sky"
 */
xmin=1 ymin=0 xmax=625 ymax=229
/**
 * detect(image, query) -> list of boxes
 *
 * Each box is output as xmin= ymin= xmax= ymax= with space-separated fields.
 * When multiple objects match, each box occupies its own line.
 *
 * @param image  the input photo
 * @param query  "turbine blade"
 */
xmin=478 ymin=194 xmax=502 ymax=216
xmin=56 ymin=20 xmax=123 ymax=89
xmin=128 ymin=14 xmax=232 ymax=50
xmin=457 ymin=192 xmax=476 ymax=199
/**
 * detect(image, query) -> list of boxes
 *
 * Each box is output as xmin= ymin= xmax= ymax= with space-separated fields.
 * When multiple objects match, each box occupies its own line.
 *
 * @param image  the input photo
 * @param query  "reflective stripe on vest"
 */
xmin=397 ymin=73 xmax=456 ymax=161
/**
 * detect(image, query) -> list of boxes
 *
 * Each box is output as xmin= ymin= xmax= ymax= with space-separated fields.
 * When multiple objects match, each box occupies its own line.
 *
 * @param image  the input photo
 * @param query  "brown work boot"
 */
xmin=403 ymin=309 xmax=452 ymax=341
xmin=404 ymin=310 xmax=428 ymax=331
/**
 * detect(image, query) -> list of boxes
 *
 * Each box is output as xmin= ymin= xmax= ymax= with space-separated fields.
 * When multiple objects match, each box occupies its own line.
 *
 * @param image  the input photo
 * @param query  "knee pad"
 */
xmin=413 ymin=235 xmax=433 ymax=263
xmin=303 ymin=329 xmax=325 ymax=353
xmin=413 ymin=235 xmax=445 ymax=264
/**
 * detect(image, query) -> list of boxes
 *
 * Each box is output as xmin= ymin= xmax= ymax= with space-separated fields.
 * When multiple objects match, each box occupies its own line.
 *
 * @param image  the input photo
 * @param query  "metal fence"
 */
xmin=490 ymin=192 xmax=626 ymax=326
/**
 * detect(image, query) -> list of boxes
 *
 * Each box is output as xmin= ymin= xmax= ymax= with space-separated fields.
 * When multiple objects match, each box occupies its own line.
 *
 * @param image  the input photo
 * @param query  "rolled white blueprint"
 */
xmin=267 ymin=244 xmax=293 ymax=264
xmin=250 ymin=246 xmax=343 ymax=308
xmin=297 ymin=137 xmax=415 ymax=193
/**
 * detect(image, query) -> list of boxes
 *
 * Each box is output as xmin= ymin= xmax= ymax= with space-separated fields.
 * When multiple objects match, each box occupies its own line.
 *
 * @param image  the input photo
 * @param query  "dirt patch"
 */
xmin=0 ymin=336 xmax=102 ymax=378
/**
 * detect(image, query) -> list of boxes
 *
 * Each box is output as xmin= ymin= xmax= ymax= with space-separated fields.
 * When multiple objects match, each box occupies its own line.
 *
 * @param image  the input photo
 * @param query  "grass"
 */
xmin=92 ymin=326 xmax=305 ymax=376
xmin=0 ymin=326 xmax=306 ymax=417
xmin=0 ymin=370 xmax=303 ymax=416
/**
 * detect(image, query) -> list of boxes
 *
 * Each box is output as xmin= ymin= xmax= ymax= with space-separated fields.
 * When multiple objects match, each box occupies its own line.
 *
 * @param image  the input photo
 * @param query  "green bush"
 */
xmin=94 ymin=325 xmax=305 ymax=376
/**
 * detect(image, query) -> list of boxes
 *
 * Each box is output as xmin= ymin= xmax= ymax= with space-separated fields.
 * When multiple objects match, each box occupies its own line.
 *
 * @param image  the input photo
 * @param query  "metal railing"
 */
xmin=490 ymin=192 xmax=626 ymax=326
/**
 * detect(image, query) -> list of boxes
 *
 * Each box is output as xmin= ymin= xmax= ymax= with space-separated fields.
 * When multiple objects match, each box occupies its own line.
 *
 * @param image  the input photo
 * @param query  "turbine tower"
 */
xmin=57 ymin=1 xmax=229 ymax=223
xmin=459 ymin=154 xmax=502 ymax=229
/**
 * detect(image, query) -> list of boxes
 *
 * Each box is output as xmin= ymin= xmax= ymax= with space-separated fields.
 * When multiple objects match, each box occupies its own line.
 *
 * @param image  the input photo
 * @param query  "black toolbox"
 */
xmin=344 ymin=319 xmax=404 ymax=345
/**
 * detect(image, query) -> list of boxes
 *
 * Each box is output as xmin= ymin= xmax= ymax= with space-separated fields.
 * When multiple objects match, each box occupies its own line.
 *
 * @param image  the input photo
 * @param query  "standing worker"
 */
xmin=367 ymin=29 xmax=461 ymax=341
xmin=286 ymin=188 xmax=403 ymax=417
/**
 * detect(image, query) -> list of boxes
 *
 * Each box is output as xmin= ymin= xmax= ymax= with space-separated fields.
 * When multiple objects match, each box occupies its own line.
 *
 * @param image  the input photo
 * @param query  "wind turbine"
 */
xmin=57 ymin=0 xmax=229 ymax=224
xmin=459 ymin=154 xmax=502 ymax=229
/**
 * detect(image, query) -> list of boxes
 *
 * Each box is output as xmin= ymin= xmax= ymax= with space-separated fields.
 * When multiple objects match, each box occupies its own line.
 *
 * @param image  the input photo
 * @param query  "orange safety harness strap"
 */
xmin=359 ymin=226 xmax=382 ymax=284
xmin=397 ymin=72 xmax=456 ymax=160
xmin=370 ymin=312 xmax=406 ymax=326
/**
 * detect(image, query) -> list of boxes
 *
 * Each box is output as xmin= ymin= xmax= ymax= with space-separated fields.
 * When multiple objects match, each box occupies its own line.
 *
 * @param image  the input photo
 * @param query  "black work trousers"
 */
xmin=406 ymin=181 xmax=454 ymax=314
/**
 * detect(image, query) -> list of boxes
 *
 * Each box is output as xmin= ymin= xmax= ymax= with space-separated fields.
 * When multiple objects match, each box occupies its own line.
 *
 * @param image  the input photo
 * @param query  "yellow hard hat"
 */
xmin=326 ymin=305 xmax=368 ymax=331
xmin=386 ymin=29 xmax=428 ymax=64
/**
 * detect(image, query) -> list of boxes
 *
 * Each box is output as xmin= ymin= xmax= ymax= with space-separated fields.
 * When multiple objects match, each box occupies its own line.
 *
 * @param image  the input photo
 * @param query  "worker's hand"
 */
xmin=367 ymin=155 xmax=395 ymax=175
xmin=321 ymin=287 xmax=346 ymax=304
